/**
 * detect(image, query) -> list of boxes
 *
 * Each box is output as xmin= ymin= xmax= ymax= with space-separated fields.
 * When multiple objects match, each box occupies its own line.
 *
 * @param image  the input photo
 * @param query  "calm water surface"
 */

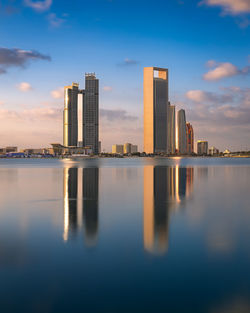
xmin=0 ymin=157 xmax=250 ymax=313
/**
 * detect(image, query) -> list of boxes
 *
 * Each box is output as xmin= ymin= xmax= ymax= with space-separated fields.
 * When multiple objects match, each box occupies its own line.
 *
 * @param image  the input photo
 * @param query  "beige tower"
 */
xmin=144 ymin=67 xmax=169 ymax=154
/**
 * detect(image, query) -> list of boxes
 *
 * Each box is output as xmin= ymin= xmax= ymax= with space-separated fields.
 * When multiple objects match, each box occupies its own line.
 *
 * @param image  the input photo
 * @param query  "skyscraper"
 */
xmin=63 ymin=74 xmax=99 ymax=154
xmin=82 ymin=73 xmax=99 ymax=154
xmin=168 ymin=104 xmax=176 ymax=154
xmin=144 ymin=67 xmax=169 ymax=154
xmin=186 ymin=122 xmax=194 ymax=154
xmin=63 ymin=83 xmax=79 ymax=147
xmin=177 ymin=109 xmax=187 ymax=154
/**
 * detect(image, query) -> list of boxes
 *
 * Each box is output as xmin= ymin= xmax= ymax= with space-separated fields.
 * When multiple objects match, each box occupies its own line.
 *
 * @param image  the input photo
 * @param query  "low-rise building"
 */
xmin=112 ymin=144 xmax=124 ymax=154
xmin=131 ymin=145 xmax=138 ymax=153
xmin=209 ymin=146 xmax=219 ymax=156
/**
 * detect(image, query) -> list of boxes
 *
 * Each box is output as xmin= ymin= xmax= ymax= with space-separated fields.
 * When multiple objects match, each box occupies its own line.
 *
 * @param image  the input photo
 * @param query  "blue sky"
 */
xmin=0 ymin=0 xmax=249 ymax=151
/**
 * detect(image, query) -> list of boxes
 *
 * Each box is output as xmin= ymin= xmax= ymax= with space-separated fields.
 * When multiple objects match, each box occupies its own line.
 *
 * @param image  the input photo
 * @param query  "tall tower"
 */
xmin=82 ymin=73 xmax=99 ymax=154
xmin=168 ymin=104 xmax=176 ymax=154
xmin=63 ymin=83 xmax=79 ymax=147
xmin=144 ymin=67 xmax=169 ymax=154
xmin=177 ymin=109 xmax=187 ymax=154
xmin=186 ymin=122 xmax=194 ymax=154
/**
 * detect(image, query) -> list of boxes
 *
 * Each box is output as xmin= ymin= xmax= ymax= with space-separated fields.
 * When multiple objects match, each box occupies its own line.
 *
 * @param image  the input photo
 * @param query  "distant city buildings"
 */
xmin=197 ymin=140 xmax=208 ymax=155
xmin=112 ymin=144 xmax=124 ymax=154
xmin=0 ymin=146 xmax=18 ymax=154
xmin=177 ymin=109 xmax=187 ymax=154
xmin=112 ymin=143 xmax=138 ymax=154
xmin=63 ymin=73 xmax=99 ymax=154
xmin=186 ymin=123 xmax=194 ymax=154
xmin=144 ymin=67 xmax=170 ymax=154
xmin=209 ymin=146 xmax=219 ymax=156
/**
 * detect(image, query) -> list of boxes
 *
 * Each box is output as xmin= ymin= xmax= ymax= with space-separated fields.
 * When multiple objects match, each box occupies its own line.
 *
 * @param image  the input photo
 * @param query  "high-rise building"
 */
xmin=186 ymin=122 xmax=194 ymax=154
xmin=177 ymin=109 xmax=187 ymax=154
xmin=197 ymin=140 xmax=208 ymax=155
xmin=63 ymin=83 xmax=79 ymax=147
xmin=144 ymin=67 xmax=169 ymax=154
xmin=63 ymin=74 xmax=99 ymax=154
xmin=82 ymin=73 xmax=99 ymax=154
xmin=168 ymin=104 xmax=175 ymax=154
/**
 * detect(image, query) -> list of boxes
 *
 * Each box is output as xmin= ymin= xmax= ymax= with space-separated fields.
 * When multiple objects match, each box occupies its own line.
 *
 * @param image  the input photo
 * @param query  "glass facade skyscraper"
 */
xmin=144 ymin=67 xmax=169 ymax=154
xmin=63 ymin=74 xmax=99 ymax=154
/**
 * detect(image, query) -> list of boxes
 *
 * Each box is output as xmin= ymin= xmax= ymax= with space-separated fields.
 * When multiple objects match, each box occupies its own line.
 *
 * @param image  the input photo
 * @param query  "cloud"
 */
xmin=51 ymin=87 xmax=64 ymax=99
xmin=0 ymin=47 xmax=51 ymax=74
xmin=201 ymin=0 xmax=250 ymax=15
xmin=203 ymin=61 xmax=250 ymax=81
xmin=203 ymin=62 xmax=239 ymax=81
xmin=48 ymin=13 xmax=67 ymax=27
xmin=100 ymin=108 xmax=138 ymax=121
xmin=102 ymin=86 xmax=113 ymax=92
xmin=183 ymin=87 xmax=250 ymax=150
xmin=17 ymin=82 xmax=33 ymax=92
xmin=118 ymin=58 xmax=139 ymax=66
xmin=206 ymin=60 xmax=217 ymax=68
xmin=24 ymin=0 xmax=52 ymax=12
xmin=186 ymin=90 xmax=232 ymax=103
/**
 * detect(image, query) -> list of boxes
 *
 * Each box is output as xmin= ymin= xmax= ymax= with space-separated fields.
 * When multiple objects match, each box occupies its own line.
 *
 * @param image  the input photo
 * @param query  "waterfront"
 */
xmin=0 ymin=158 xmax=250 ymax=313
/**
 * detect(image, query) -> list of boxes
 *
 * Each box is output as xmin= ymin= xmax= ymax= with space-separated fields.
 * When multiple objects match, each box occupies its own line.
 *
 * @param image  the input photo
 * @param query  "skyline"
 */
xmin=0 ymin=0 xmax=250 ymax=151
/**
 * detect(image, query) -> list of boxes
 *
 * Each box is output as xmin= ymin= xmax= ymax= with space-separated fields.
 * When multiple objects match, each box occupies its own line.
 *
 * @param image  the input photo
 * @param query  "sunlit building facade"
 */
xmin=186 ymin=122 xmax=194 ymax=154
xmin=63 ymin=83 xmax=79 ymax=147
xmin=177 ymin=109 xmax=187 ymax=154
xmin=112 ymin=144 xmax=124 ymax=154
xmin=144 ymin=67 xmax=169 ymax=154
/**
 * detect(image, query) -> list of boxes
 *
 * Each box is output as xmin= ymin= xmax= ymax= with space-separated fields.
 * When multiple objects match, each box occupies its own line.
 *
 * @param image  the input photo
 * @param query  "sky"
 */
xmin=0 ymin=0 xmax=249 ymax=152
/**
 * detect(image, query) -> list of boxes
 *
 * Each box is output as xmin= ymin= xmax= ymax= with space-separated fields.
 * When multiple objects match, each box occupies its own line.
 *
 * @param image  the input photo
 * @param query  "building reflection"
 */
xmin=144 ymin=166 xmax=194 ymax=255
xmin=82 ymin=168 xmax=99 ymax=246
xmin=63 ymin=167 xmax=99 ymax=245
xmin=63 ymin=167 xmax=78 ymax=241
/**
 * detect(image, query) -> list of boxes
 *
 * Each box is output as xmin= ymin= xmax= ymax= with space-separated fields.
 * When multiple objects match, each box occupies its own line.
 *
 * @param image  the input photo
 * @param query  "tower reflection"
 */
xmin=63 ymin=167 xmax=78 ymax=241
xmin=82 ymin=168 xmax=99 ymax=246
xmin=63 ymin=167 xmax=99 ymax=246
xmin=144 ymin=166 xmax=194 ymax=255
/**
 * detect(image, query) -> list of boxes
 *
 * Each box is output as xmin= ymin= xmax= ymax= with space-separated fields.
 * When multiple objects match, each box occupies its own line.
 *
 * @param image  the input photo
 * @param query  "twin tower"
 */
xmin=63 ymin=73 xmax=99 ymax=154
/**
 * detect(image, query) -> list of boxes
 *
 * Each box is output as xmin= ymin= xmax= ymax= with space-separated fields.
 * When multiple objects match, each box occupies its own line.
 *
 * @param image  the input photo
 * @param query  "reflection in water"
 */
xmin=144 ymin=166 xmax=194 ymax=255
xmin=63 ymin=168 xmax=78 ymax=241
xmin=63 ymin=167 xmax=99 ymax=245
xmin=82 ymin=168 xmax=99 ymax=246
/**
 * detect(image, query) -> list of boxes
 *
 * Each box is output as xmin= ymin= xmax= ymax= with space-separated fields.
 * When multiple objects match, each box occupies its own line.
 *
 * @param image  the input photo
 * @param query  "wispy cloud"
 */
xmin=200 ymin=0 xmax=250 ymax=15
xmin=118 ymin=58 xmax=139 ymax=66
xmin=102 ymin=86 xmax=113 ymax=92
xmin=16 ymin=82 xmax=33 ymax=92
xmin=24 ymin=0 xmax=52 ymax=12
xmin=203 ymin=61 xmax=250 ymax=81
xmin=183 ymin=87 xmax=250 ymax=149
xmin=0 ymin=47 xmax=51 ymax=74
xmin=48 ymin=13 xmax=67 ymax=27
xmin=51 ymin=87 xmax=64 ymax=99
xmin=100 ymin=108 xmax=138 ymax=121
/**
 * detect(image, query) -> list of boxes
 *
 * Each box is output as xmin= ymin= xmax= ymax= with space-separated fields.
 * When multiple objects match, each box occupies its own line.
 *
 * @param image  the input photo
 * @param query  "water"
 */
xmin=0 ymin=157 xmax=250 ymax=313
